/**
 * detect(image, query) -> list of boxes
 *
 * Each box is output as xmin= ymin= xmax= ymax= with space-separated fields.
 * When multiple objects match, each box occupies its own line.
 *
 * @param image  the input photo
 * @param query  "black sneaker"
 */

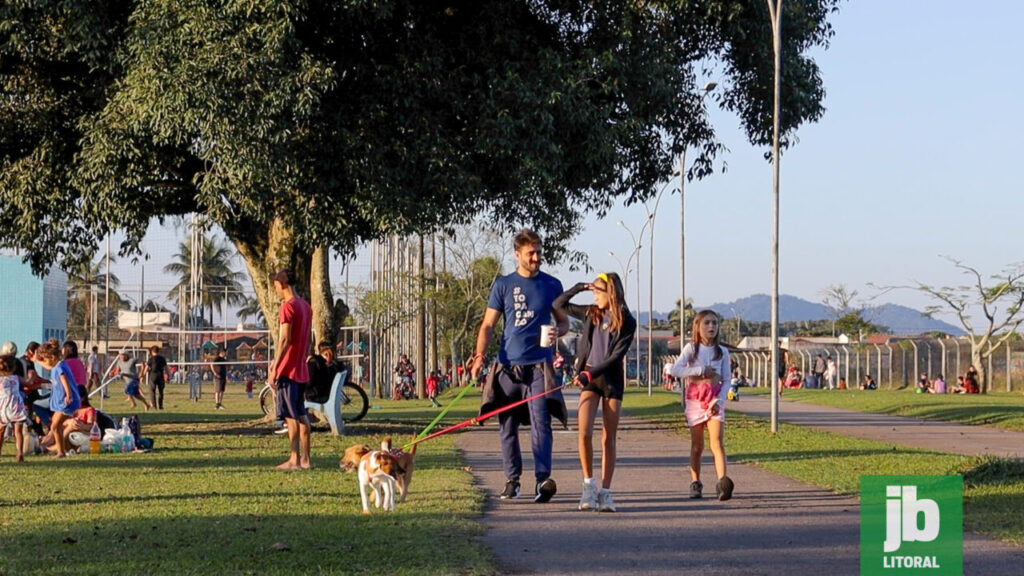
xmin=689 ymin=481 xmax=703 ymax=499
xmin=716 ymin=476 xmax=734 ymax=501
xmin=534 ymin=478 xmax=557 ymax=503
xmin=499 ymin=479 xmax=521 ymax=500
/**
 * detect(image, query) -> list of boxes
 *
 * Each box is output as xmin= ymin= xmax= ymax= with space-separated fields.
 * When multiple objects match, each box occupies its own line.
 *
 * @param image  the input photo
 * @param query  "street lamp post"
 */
xmin=641 ymin=177 xmax=678 ymax=396
xmin=617 ymin=221 xmax=642 ymax=388
xmin=679 ymin=81 xmax=717 ymax=343
xmin=767 ymin=0 xmax=783 ymax=433
xmin=608 ymin=251 xmax=630 ymax=282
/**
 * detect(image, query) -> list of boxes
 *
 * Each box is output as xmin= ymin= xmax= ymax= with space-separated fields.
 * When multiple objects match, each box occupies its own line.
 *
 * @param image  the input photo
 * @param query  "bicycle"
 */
xmin=392 ymin=375 xmax=417 ymax=400
xmin=259 ymin=372 xmax=369 ymax=423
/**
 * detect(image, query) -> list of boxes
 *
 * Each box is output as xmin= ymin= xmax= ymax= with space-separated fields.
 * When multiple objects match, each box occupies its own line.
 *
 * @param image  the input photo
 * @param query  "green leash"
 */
xmin=403 ymin=377 xmax=479 ymax=451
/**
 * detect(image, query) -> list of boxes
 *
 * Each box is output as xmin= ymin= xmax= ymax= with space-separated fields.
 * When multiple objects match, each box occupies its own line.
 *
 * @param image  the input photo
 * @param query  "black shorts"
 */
xmin=215 ymin=379 xmax=226 ymax=393
xmin=275 ymin=377 xmax=308 ymax=421
xmin=581 ymin=373 xmax=623 ymax=401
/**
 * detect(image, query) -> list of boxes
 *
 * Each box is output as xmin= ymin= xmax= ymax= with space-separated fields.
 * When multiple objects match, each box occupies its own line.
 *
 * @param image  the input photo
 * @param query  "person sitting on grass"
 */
xmin=41 ymin=385 xmax=97 ymax=454
xmin=930 ymin=374 xmax=947 ymax=394
xmin=783 ymin=365 xmax=802 ymax=389
xmin=859 ymin=374 xmax=877 ymax=390
xmin=915 ymin=373 xmax=930 ymax=394
xmin=952 ymin=373 xmax=979 ymax=394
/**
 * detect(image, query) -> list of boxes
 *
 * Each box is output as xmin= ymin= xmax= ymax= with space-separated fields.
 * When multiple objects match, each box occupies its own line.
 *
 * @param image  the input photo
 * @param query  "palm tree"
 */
xmin=67 ymin=255 xmax=122 ymax=344
xmin=164 ymin=232 xmax=248 ymax=326
xmin=237 ymin=295 xmax=266 ymax=327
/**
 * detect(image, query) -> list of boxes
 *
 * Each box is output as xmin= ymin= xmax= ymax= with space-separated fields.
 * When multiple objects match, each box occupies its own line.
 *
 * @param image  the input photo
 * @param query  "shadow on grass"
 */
xmin=895 ymin=404 xmax=1024 ymax=428
xmin=0 ymin=511 xmax=495 ymax=576
xmin=730 ymin=447 xmax=946 ymax=463
xmin=9 ymin=447 xmax=461 ymax=474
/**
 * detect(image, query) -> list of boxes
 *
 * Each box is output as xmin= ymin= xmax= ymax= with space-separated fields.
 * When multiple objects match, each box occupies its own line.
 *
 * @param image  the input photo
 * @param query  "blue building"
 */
xmin=0 ymin=254 xmax=68 ymax=349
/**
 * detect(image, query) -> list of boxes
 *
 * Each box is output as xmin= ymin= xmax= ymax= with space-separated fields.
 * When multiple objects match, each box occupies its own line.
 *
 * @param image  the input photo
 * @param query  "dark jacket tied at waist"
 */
xmin=479 ymin=361 xmax=568 ymax=429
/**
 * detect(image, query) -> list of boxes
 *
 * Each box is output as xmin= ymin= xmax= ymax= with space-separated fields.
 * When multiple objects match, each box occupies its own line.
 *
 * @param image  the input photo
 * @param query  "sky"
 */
xmin=107 ymin=1 xmax=1024 ymax=329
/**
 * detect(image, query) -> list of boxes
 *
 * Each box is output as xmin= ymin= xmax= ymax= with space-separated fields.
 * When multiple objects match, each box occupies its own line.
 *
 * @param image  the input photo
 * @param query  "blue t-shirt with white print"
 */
xmin=487 ymin=270 xmax=564 ymax=366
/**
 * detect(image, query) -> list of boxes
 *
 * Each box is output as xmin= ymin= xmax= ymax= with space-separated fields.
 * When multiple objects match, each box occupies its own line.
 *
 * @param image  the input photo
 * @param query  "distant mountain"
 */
xmin=635 ymin=311 xmax=671 ymax=328
xmin=699 ymin=293 xmax=964 ymax=336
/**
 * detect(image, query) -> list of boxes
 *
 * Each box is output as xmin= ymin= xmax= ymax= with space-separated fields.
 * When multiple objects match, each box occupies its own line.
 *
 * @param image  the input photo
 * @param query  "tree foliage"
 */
xmin=2 ymin=0 xmax=842 ymax=341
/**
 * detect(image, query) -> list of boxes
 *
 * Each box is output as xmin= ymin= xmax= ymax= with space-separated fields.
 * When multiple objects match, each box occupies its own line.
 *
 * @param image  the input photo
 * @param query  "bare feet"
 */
xmin=16 ymin=455 xmax=24 ymax=462
xmin=275 ymin=461 xmax=300 ymax=470
xmin=300 ymin=461 xmax=313 ymax=470
xmin=52 ymin=452 xmax=66 ymax=459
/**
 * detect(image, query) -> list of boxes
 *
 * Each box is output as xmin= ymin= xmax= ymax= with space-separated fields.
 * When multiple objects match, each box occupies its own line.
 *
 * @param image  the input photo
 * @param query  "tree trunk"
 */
xmin=971 ymin=346 xmax=986 ymax=392
xmin=310 ymin=246 xmax=335 ymax=348
xmin=229 ymin=217 xmax=312 ymax=352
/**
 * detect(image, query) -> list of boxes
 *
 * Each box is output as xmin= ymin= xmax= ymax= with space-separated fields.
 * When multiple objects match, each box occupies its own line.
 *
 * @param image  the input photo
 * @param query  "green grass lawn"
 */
xmin=742 ymin=386 xmax=1024 ymax=431
xmin=5 ymin=383 xmax=1021 ymax=575
xmin=0 ymin=384 xmax=496 ymax=576
xmin=623 ymin=388 xmax=1024 ymax=545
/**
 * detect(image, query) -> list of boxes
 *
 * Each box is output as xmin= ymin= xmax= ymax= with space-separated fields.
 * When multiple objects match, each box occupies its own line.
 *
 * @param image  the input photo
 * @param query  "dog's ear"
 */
xmin=381 ymin=436 xmax=392 ymax=451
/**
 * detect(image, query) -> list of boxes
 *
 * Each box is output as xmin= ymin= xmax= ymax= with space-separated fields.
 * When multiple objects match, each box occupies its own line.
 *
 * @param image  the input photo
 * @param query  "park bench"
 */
xmin=304 ymin=370 xmax=348 ymax=435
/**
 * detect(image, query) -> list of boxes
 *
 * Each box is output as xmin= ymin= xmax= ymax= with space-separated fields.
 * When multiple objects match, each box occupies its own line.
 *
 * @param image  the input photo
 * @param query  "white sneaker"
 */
xmin=578 ymin=479 xmax=598 ymax=511
xmin=597 ymin=488 xmax=616 ymax=512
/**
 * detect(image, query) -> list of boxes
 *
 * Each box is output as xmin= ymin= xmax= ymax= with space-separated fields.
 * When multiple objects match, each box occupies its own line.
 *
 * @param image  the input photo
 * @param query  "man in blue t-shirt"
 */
xmin=470 ymin=229 xmax=568 ymax=503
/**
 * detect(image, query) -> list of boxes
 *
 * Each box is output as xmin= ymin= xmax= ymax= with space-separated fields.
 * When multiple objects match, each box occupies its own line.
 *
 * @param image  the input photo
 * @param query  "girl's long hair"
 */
xmin=586 ymin=272 xmax=627 ymax=333
xmin=690 ymin=309 xmax=723 ymax=361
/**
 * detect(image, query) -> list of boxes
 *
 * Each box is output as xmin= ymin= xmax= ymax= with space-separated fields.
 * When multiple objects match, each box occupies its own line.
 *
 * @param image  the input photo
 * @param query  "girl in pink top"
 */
xmin=671 ymin=310 xmax=733 ymax=501
xmin=62 ymin=340 xmax=88 ymax=395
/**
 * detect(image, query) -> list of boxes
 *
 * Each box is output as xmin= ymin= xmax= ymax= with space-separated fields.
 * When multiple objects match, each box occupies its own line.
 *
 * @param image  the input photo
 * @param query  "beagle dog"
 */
xmin=340 ymin=443 xmax=372 ymax=473
xmin=357 ymin=447 xmax=404 ymax=514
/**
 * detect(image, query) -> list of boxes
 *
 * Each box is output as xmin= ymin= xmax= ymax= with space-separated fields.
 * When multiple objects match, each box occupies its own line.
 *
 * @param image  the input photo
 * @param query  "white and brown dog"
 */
xmin=357 ymin=447 xmax=403 ymax=514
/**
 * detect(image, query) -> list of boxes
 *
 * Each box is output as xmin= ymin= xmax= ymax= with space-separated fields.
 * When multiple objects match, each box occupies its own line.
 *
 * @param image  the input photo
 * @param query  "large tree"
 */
xmin=1 ymin=0 xmax=841 ymax=347
xmin=887 ymin=258 xmax=1024 ymax=391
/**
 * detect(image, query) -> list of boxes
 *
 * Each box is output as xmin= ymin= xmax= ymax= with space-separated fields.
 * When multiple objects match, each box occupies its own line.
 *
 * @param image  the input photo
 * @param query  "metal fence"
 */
xmin=721 ymin=337 xmax=1023 ymax=393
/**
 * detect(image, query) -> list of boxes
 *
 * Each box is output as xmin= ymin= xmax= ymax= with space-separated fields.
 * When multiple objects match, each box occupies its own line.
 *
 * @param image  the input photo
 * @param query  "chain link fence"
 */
xmin=722 ymin=337 xmax=1023 ymax=393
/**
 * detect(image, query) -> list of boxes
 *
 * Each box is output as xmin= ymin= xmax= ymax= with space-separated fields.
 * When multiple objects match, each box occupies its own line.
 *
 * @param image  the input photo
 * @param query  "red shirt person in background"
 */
xmin=267 ymin=268 xmax=313 ymax=470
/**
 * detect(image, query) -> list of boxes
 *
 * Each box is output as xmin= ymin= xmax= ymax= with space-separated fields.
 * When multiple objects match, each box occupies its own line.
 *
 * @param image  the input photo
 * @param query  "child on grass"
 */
xmin=0 ymin=355 xmax=29 ymax=461
xmin=426 ymin=370 xmax=441 ymax=407
xmin=671 ymin=310 xmax=734 ymax=501
xmin=33 ymin=339 xmax=81 ymax=458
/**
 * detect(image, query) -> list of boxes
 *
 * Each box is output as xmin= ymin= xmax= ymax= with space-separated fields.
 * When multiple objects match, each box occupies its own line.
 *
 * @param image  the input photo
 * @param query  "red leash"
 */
xmin=402 ymin=384 xmax=565 ymax=450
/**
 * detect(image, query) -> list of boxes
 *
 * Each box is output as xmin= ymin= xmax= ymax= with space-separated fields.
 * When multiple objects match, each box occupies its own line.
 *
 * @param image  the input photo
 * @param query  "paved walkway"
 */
xmin=454 ymin=388 xmax=1023 ymax=575
xmin=727 ymin=393 xmax=1024 ymax=459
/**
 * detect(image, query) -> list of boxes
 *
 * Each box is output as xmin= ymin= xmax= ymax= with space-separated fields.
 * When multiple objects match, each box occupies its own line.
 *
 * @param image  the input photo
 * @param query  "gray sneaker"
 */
xmin=689 ymin=481 xmax=703 ymax=499
xmin=578 ymin=480 xmax=598 ymax=511
xmin=597 ymin=488 xmax=616 ymax=512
